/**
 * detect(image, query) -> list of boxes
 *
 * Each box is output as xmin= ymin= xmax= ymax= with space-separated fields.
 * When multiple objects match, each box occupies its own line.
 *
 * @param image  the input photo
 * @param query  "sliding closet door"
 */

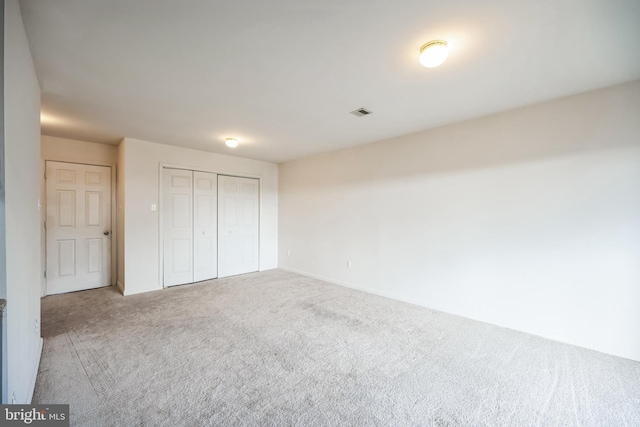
xmin=163 ymin=169 xmax=257 ymax=284
xmin=193 ymin=171 xmax=218 ymax=282
xmin=163 ymin=168 xmax=194 ymax=286
xmin=218 ymin=175 xmax=259 ymax=278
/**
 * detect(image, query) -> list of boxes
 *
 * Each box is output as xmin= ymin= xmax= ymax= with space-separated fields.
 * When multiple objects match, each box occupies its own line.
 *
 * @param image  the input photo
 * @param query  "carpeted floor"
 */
xmin=34 ymin=269 xmax=640 ymax=426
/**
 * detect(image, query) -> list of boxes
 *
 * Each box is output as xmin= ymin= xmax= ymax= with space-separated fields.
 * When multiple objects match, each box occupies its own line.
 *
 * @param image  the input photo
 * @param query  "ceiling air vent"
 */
xmin=350 ymin=108 xmax=372 ymax=117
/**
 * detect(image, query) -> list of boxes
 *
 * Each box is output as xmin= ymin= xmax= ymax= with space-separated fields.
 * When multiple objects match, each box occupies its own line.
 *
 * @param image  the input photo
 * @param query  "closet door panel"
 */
xmin=163 ymin=169 xmax=194 ymax=286
xmin=218 ymin=175 xmax=259 ymax=278
xmin=193 ymin=171 xmax=218 ymax=282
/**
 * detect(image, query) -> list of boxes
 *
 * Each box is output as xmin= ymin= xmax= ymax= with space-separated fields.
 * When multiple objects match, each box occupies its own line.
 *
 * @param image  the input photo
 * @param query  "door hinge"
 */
xmin=44 ymin=270 xmax=47 ymax=278
xmin=44 ymin=221 xmax=47 ymax=230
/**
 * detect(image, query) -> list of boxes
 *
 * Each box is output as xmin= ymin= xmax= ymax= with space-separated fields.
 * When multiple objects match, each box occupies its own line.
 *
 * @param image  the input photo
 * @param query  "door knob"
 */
xmin=104 ymin=231 xmax=110 ymax=236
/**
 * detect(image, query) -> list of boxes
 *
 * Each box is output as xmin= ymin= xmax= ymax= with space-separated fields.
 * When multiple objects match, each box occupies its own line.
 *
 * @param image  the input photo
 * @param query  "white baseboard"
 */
xmin=116 ymin=280 xmax=124 ymax=295
xmin=278 ymin=266 xmax=458 ymax=315
xmin=27 ymin=337 xmax=43 ymax=404
xmin=122 ymin=285 xmax=162 ymax=296
xmin=278 ymin=266 xmax=503 ymax=331
xmin=278 ymin=266 xmax=640 ymax=363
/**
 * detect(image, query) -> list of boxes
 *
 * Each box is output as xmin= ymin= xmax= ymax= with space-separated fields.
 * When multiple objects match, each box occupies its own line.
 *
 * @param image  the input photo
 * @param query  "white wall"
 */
xmin=117 ymin=140 xmax=125 ymax=293
xmin=40 ymin=135 xmax=119 ymax=294
xmin=279 ymin=80 xmax=640 ymax=362
xmin=4 ymin=0 xmax=42 ymax=403
xmin=120 ymin=138 xmax=278 ymax=295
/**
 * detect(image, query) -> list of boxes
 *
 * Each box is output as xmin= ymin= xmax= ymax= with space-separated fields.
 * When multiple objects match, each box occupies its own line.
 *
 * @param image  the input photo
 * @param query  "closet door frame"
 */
xmin=158 ymin=163 xmax=262 ymax=288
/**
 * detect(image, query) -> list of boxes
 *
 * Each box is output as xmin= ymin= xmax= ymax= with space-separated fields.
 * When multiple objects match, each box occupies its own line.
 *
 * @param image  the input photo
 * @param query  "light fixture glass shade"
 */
xmin=225 ymin=138 xmax=238 ymax=148
xmin=420 ymin=40 xmax=448 ymax=68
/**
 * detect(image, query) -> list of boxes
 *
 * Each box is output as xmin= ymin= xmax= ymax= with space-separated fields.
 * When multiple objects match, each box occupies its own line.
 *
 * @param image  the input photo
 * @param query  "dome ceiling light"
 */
xmin=419 ymin=40 xmax=448 ymax=68
xmin=225 ymin=138 xmax=239 ymax=148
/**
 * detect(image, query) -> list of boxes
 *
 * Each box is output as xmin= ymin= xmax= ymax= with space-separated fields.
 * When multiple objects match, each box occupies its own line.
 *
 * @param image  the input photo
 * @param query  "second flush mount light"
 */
xmin=225 ymin=138 xmax=239 ymax=148
xmin=420 ymin=40 xmax=448 ymax=68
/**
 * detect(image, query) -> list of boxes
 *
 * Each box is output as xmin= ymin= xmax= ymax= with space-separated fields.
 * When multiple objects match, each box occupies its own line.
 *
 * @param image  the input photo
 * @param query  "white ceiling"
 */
xmin=20 ymin=0 xmax=640 ymax=163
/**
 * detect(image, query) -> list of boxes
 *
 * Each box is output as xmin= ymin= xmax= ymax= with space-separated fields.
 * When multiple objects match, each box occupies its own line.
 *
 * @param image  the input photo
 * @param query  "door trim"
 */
xmin=158 ymin=163 xmax=262 ymax=288
xmin=43 ymin=160 xmax=117 ymax=296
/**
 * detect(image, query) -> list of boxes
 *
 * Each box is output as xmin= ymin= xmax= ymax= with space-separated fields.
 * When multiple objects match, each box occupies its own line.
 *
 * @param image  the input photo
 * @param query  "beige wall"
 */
xmin=40 ymin=136 xmax=119 ymax=293
xmin=42 ymin=135 xmax=118 ymax=165
xmin=4 ymin=0 xmax=43 ymax=403
xmin=279 ymin=80 xmax=640 ymax=361
xmin=120 ymin=138 xmax=278 ymax=295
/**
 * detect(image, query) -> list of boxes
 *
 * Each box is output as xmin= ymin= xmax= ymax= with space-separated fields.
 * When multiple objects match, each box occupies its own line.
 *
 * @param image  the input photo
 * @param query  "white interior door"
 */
xmin=193 ymin=171 xmax=217 ymax=282
xmin=163 ymin=168 xmax=194 ymax=286
xmin=218 ymin=175 xmax=259 ymax=278
xmin=46 ymin=161 xmax=111 ymax=295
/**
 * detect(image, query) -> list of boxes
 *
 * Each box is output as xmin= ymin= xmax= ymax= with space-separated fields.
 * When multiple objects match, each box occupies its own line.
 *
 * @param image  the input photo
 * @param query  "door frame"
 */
xmin=158 ymin=163 xmax=262 ymax=288
xmin=42 ymin=160 xmax=117 ymax=296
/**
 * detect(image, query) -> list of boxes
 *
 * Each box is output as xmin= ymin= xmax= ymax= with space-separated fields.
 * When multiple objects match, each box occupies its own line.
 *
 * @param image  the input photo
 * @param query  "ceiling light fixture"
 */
xmin=225 ymin=138 xmax=239 ymax=148
xmin=419 ymin=40 xmax=448 ymax=68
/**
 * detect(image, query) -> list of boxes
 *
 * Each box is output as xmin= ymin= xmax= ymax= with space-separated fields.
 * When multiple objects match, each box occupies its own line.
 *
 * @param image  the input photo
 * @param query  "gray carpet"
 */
xmin=34 ymin=269 xmax=640 ymax=426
